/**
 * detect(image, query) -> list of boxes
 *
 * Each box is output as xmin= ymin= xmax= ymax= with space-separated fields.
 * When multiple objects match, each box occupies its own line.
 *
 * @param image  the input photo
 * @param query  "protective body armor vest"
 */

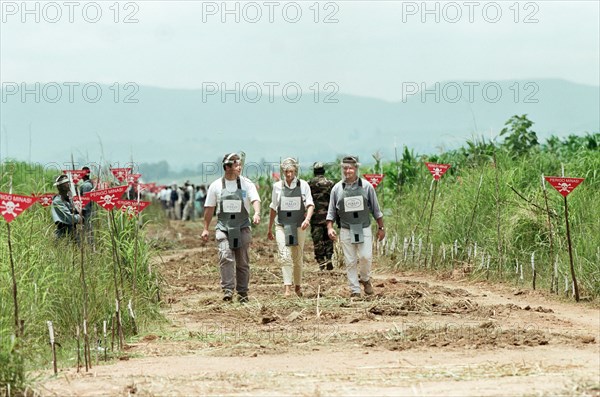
xmin=337 ymin=178 xmax=371 ymax=244
xmin=51 ymin=195 xmax=77 ymax=238
xmin=277 ymin=182 xmax=305 ymax=246
xmin=217 ymin=177 xmax=250 ymax=249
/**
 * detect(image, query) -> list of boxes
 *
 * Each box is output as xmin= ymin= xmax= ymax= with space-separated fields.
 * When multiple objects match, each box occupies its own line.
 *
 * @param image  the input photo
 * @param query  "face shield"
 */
xmin=340 ymin=156 xmax=360 ymax=182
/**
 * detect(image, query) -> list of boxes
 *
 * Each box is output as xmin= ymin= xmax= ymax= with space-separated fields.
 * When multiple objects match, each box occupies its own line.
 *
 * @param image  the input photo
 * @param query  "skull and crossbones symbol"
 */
xmin=558 ymin=182 xmax=572 ymax=193
xmin=116 ymin=171 xmax=126 ymax=180
xmin=433 ymin=167 xmax=442 ymax=177
xmin=100 ymin=194 xmax=116 ymax=207
xmin=1 ymin=200 xmax=21 ymax=216
xmin=125 ymin=205 xmax=137 ymax=217
xmin=40 ymin=196 xmax=52 ymax=206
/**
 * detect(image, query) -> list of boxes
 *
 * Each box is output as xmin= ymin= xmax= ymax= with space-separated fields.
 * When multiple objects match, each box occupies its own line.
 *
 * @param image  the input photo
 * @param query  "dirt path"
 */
xmin=37 ymin=221 xmax=600 ymax=396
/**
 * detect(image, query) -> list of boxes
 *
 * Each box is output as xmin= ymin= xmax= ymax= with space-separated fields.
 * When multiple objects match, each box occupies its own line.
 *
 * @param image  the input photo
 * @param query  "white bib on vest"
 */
xmin=280 ymin=196 xmax=301 ymax=211
xmin=222 ymin=200 xmax=242 ymax=213
xmin=344 ymin=196 xmax=364 ymax=212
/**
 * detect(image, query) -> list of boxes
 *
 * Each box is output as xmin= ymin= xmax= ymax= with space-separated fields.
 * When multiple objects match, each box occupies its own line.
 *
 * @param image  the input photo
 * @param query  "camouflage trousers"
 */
xmin=310 ymin=224 xmax=334 ymax=270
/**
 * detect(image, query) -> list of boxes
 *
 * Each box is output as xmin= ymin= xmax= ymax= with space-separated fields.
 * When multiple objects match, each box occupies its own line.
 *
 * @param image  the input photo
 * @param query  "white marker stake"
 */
xmin=47 ymin=321 xmax=57 ymax=374
xmin=519 ymin=261 xmax=524 ymax=281
xmin=103 ymin=320 xmax=108 ymax=361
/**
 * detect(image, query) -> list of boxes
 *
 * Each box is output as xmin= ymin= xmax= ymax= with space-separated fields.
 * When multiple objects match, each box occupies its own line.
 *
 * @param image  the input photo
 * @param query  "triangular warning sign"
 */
xmin=363 ymin=174 xmax=385 ymax=188
xmin=72 ymin=196 xmax=92 ymax=214
xmin=0 ymin=193 xmax=38 ymax=223
xmin=425 ymin=163 xmax=450 ymax=180
xmin=110 ymin=168 xmax=132 ymax=183
xmin=115 ymin=199 xmax=151 ymax=218
xmin=34 ymin=193 xmax=55 ymax=207
xmin=544 ymin=177 xmax=584 ymax=197
xmin=62 ymin=169 xmax=89 ymax=185
xmin=87 ymin=186 xmax=128 ymax=211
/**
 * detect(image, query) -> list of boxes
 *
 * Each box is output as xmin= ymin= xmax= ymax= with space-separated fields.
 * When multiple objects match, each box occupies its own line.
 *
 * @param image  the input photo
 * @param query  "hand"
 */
xmin=327 ymin=228 xmax=337 ymax=241
xmin=300 ymin=219 xmax=310 ymax=231
xmin=201 ymin=229 xmax=209 ymax=241
xmin=377 ymin=228 xmax=385 ymax=242
xmin=267 ymin=230 xmax=274 ymax=240
xmin=253 ymin=213 xmax=261 ymax=225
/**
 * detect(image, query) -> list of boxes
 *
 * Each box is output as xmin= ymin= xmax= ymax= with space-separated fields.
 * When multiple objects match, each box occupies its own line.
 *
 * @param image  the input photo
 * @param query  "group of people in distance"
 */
xmin=201 ymin=153 xmax=385 ymax=302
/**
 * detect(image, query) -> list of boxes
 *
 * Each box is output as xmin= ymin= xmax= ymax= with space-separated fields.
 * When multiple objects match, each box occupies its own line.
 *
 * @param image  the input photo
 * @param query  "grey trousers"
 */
xmin=216 ymin=228 xmax=252 ymax=293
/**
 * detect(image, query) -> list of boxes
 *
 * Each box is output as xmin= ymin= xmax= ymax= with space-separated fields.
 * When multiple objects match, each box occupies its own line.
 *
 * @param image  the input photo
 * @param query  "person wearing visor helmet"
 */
xmin=51 ymin=174 xmax=82 ymax=240
xmin=267 ymin=158 xmax=314 ymax=297
xmin=326 ymin=156 xmax=385 ymax=298
xmin=201 ymin=152 xmax=261 ymax=303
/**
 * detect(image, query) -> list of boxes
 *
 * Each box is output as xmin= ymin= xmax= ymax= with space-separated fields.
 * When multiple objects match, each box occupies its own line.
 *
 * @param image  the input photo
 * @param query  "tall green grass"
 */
xmin=0 ymin=161 xmax=162 ymax=395
xmin=374 ymin=134 xmax=599 ymax=298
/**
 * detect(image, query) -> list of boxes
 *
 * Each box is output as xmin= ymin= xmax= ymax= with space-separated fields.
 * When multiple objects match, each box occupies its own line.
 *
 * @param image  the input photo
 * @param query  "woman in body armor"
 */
xmin=267 ymin=158 xmax=314 ymax=297
xmin=201 ymin=153 xmax=261 ymax=303
xmin=326 ymin=156 xmax=385 ymax=298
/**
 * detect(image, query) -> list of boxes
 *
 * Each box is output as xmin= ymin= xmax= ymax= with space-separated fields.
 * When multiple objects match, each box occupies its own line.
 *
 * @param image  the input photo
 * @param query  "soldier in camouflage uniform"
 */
xmin=308 ymin=162 xmax=335 ymax=270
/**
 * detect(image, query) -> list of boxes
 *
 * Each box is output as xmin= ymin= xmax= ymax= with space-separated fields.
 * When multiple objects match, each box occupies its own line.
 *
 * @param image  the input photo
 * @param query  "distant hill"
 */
xmin=1 ymin=79 xmax=598 ymax=178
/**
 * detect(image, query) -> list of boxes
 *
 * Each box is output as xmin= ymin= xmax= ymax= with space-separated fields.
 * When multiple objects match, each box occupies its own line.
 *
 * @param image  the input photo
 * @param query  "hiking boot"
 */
xmin=295 ymin=285 xmax=303 ymax=297
xmin=360 ymin=280 xmax=374 ymax=295
xmin=350 ymin=292 xmax=361 ymax=298
xmin=222 ymin=289 xmax=233 ymax=302
xmin=238 ymin=292 xmax=249 ymax=304
xmin=326 ymin=262 xmax=334 ymax=271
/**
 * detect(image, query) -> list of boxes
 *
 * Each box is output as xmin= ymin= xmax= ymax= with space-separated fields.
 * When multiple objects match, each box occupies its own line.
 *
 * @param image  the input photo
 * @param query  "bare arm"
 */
xmin=252 ymin=200 xmax=261 ymax=224
xmin=267 ymin=208 xmax=277 ymax=240
xmin=201 ymin=206 xmax=214 ymax=241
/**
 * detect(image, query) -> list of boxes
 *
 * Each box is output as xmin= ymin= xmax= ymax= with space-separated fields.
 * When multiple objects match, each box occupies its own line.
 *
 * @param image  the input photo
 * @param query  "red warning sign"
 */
xmin=127 ymin=173 xmax=142 ymax=185
xmin=544 ymin=177 xmax=584 ymax=197
xmin=115 ymin=199 xmax=151 ymax=218
xmin=110 ymin=168 xmax=132 ymax=183
xmin=72 ymin=196 xmax=92 ymax=214
xmin=62 ymin=169 xmax=89 ymax=185
xmin=425 ymin=163 xmax=451 ymax=180
xmin=34 ymin=193 xmax=55 ymax=207
xmin=88 ymin=186 xmax=129 ymax=210
xmin=0 ymin=193 xmax=38 ymax=223
xmin=363 ymin=174 xmax=385 ymax=188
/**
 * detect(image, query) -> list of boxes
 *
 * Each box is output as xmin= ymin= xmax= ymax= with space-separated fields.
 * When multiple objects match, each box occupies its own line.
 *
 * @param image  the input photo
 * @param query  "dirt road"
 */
xmin=37 ymin=221 xmax=600 ymax=396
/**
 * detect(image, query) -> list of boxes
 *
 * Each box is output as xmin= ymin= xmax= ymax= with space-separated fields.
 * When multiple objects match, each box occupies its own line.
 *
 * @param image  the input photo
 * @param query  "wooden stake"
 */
xmin=563 ymin=196 xmax=579 ymax=301
xmin=7 ymin=223 xmax=20 ymax=337
xmin=103 ymin=320 xmax=108 ymax=361
xmin=493 ymin=151 xmax=503 ymax=274
xmin=531 ymin=252 xmax=536 ymax=290
xmin=541 ymin=174 xmax=556 ymax=293
xmin=76 ymin=325 xmax=81 ymax=373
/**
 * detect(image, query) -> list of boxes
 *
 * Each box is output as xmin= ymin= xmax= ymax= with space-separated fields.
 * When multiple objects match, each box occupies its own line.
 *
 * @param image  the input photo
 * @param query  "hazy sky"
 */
xmin=1 ymin=0 xmax=599 ymax=101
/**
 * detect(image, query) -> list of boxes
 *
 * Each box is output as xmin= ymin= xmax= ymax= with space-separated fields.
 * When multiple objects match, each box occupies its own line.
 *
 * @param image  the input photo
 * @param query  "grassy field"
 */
xmin=1 ymin=123 xmax=598 ymax=394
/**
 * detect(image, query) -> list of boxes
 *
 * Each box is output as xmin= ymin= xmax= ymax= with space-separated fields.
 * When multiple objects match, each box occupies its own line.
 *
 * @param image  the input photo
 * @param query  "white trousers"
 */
xmin=275 ymin=225 xmax=306 ymax=285
xmin=340 ymin=227 xmax=373 ymax=293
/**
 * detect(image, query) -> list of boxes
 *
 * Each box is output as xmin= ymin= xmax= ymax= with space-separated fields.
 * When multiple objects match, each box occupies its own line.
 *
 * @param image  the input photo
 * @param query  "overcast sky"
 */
xmin=1 ymin=0 xmax=598 ymax=102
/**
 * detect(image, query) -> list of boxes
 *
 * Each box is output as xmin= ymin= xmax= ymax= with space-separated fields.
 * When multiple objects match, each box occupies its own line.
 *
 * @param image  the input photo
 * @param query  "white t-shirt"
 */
xmin=205 ymin=176 xmax=261 ymax=214
xmin=269 ymin=178 xmax=314 ymax=211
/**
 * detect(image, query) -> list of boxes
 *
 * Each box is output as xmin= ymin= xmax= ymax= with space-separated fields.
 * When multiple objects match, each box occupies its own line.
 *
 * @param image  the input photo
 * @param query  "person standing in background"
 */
xmin=308 ymin=162 xmax=335 ymax=271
